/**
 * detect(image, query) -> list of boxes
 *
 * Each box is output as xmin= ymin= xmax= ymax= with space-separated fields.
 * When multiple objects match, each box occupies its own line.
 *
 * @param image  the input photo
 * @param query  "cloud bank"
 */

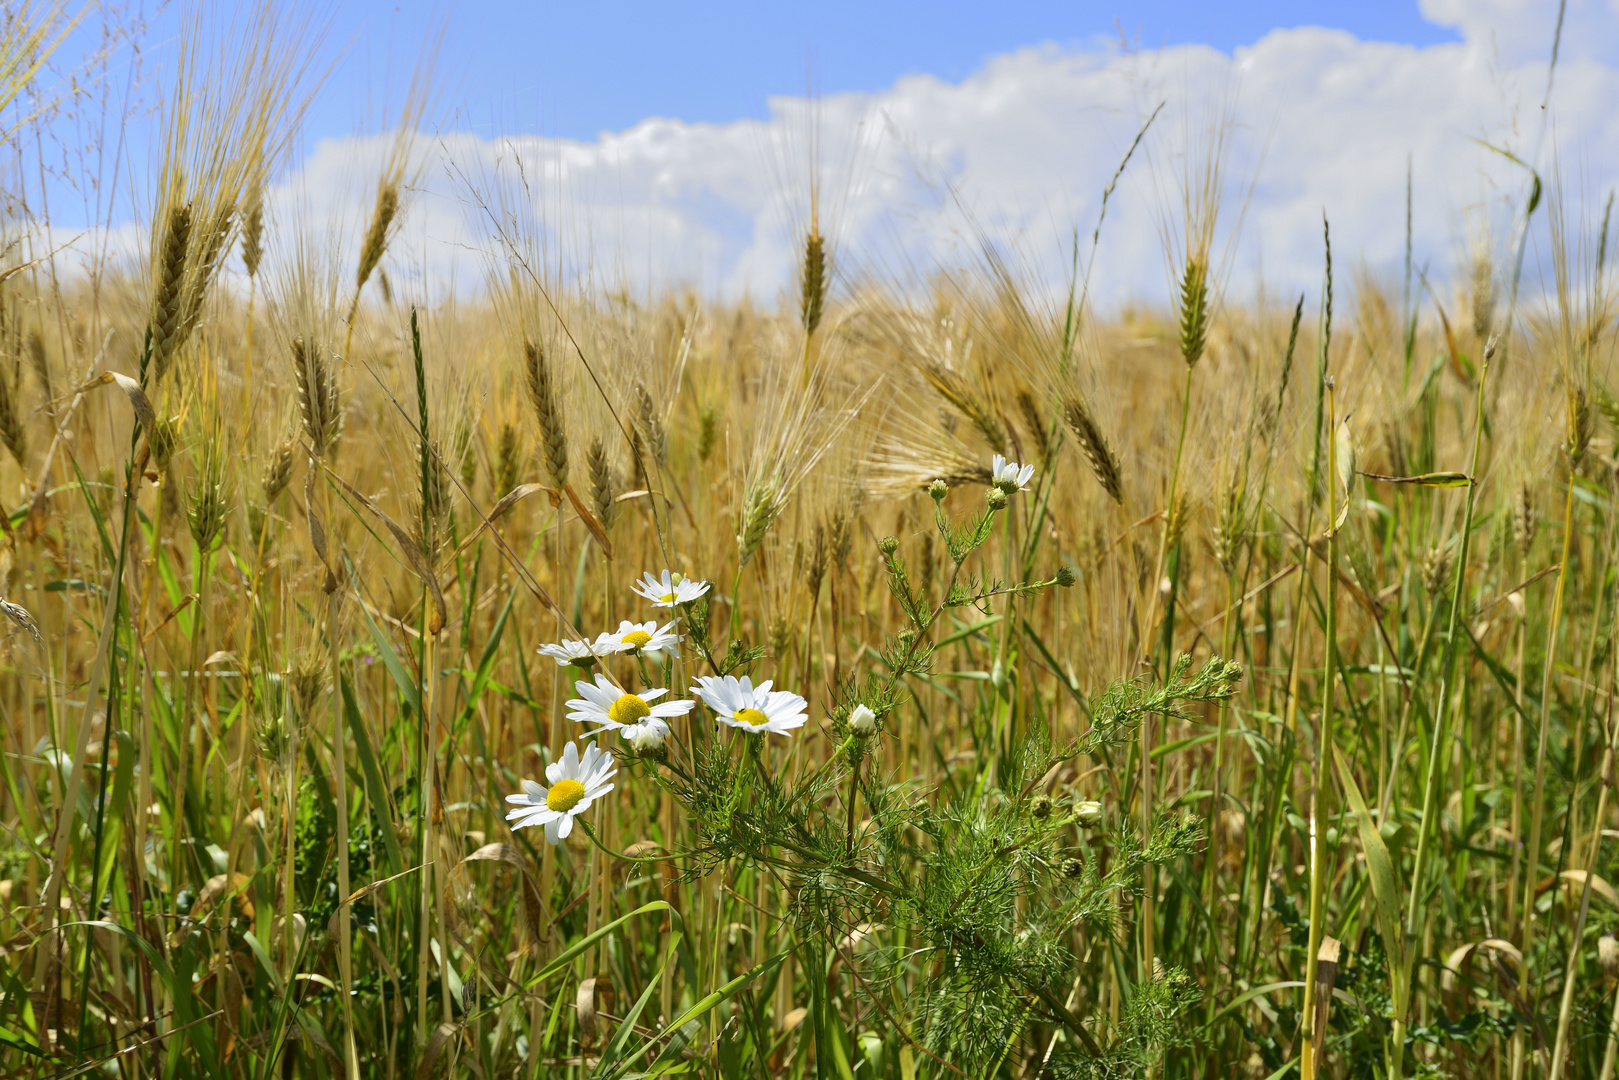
xmin=273 ymin=0 xmax=1619 ymax=311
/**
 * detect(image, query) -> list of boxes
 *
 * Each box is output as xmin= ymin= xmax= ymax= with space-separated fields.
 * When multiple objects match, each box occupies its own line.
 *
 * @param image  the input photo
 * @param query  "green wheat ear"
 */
xmin=800 ymin=227 xmax=826 ymax=337
xmin=1178 ymin=255 xmax=1209 ymax=368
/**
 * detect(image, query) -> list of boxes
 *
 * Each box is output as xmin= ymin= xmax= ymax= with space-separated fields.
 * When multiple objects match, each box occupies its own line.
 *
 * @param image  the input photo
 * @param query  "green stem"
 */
xmin=1300 ymin=382 xmax=1340 ymax=1080
xmin=1401 ymin=344 xmax=1492 ymax=1080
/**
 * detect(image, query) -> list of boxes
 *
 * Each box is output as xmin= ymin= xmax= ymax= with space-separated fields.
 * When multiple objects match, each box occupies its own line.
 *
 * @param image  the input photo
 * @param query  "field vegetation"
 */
xmin=0 ymin=3 xmax=1614 ymax=1079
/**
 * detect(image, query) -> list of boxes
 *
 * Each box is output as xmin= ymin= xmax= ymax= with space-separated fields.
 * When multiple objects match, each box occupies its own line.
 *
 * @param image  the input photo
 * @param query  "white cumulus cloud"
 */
xmin=268 ymin=0 xmax=1619 ymax=311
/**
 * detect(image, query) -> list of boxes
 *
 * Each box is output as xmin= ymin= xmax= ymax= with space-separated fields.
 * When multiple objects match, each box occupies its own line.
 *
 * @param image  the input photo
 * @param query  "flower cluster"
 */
xmin=511 ymin=453 xmax=1051 ymax=845
xmin=536 ymin=618 xmax=684 ymax=667
xmin=510 ymin=568 xmax=810 ymax=845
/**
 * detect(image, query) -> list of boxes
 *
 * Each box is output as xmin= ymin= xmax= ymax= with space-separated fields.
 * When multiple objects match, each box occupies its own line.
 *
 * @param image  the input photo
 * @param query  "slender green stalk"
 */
xmin=1142 ymin=362 xmax=1194 ymax=981
xmin=1401 ymin=341 xmax=1493 ymax=1080
xmin=1512 ymin=472 xmax=1575 ymax=1080
xmin=1300 ymin=380 xmax=1340 ymax=1080
xmin=1550 ymin=721 xmax=1614 ymax=1075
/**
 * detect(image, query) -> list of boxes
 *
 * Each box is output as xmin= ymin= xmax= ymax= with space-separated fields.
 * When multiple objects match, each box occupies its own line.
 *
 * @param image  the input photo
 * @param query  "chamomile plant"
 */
xmin=503 ymin=463 xmax=1244 ymax=1076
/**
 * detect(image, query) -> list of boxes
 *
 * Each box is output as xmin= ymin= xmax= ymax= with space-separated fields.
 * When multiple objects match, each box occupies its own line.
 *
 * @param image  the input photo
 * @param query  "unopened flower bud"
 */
xmin=1055 ymin=566 xmax=1077 ymax=588
xmin=878 ymin=536 xmax=899 ymax=556
xmin=985 ymin=488 xmax=1008 ymax=511
xmin=1031 ymin=794 xmax=1053 ymax=819
xmin=848 ymin=704 xmax=877 ymax=736
xmin=1075 ymin=800 xmax=1103 ymax=828
xmin=928 ymin=478 xmax=948 ymax=502
xmin=1061 ymin=857 xmax=1083 ymax=879
xmin=628 ymin=721 xmax=668 ymax=754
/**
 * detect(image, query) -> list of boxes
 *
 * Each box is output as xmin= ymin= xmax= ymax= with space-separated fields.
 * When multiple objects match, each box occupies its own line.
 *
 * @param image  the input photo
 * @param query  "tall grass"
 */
xmin=6 ymin=6 xmax=1619 ymax=1080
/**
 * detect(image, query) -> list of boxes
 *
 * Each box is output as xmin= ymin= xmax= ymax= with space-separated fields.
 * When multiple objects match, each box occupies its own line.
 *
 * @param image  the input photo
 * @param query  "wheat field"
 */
xmin=2 ymin=5 xmax=1617 ymax=1080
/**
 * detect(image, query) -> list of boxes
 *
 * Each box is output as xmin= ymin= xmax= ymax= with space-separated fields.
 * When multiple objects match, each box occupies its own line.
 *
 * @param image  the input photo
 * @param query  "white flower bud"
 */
xmin=1075 ymin=800 xmax=1104 ymax=828
xmin=849 ymin=704 xmax=877 ymax=736
xmin=627 ymin=719 xmax=668 ymax=753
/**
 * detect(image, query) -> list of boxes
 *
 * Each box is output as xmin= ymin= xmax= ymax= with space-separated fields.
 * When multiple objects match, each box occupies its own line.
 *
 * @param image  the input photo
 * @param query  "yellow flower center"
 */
xmin=733 ymin=707 xmax=769 ymax=728
xmin=546 ymin=779 xmax=586 ymax=813
xmin=660 ymin=591 xmax=677 ymax=603
xmin=622 ymin=630 xmax=653 ymax=650
xmin=608 ymin=693 xmax=652 ymax=725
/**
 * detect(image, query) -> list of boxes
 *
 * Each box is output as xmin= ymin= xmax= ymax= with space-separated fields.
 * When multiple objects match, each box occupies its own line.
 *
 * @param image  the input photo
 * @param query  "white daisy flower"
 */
xmin=505 ymin=741 xmax=616 ymax=845
xmin=632 ymin=569 xmax=711 ymax=607
xmin=567 ymin=672 xmax=695 ymax=733
xmin=990 ymin=454 xmax=1035 ymax=494
xmin=693 ymin=674 xmax=809 ymax=737
xmin=538 ymin=632 xmax=626 ymax=666
xmin=848 ymin=704 xmax=878 ymax=735
xmin=623 ymin=717 xmax=669 ymax=752
xmin=615 ymin=619 xmax=682 ymax=659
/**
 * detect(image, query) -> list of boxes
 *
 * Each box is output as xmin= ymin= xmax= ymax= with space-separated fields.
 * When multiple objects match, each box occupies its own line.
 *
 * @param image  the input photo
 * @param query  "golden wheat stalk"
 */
xmin=292 ymin=337 xmax=342 ymax=457
xmin=524 ymin=338 xmax=567 ymax=488
xmin=586 ymin=434 xmax=619 ymax=529
xmin=1061 ymin=395 xmax=1123 ymax=504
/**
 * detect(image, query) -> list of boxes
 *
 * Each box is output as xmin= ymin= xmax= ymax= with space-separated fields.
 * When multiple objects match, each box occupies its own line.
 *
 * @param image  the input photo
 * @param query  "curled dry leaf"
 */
xmin=107 ymin=372 xmax=156 ymax=432
xmin=453 ymin=842 xmax=547 ymax=947
xmin=1441 ymin=938 xmax=1523 ymax=993
xmin=575 ymin=975 xmax=615 ymax=1045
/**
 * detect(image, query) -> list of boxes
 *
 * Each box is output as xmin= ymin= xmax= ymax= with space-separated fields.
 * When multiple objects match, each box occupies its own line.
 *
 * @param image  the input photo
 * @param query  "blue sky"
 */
xmin=106 ymin=2 xmax=1460 ymax=144
xmin=47 ymin=0 xmax=1617 ymax=305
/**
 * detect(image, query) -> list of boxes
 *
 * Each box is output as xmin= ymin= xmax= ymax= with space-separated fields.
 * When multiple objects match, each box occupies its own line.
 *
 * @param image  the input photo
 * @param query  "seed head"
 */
xmin=494 ymin=422 xmax=522 ymax=496
xmin=1178 ymin=256 xmax=1210 ymax=368
xmin=1031 ymin=794 xmax=1054 ymax=819
xmin=878 ymin=536 xmax=899 ymax=557
xmin=262 ymin=441 xmax=296 ymax=503
xmin=1567 ymin=387 xmax=1593 ymax=465
xmin=1421 ymin=545 xmax=1453 ymax=599
xmin=1061 ymin=857 xmax=1084 ymax=879
xmin=524 ymin=339 xmax=568 ymax=488
xmin=186 ymin=435 xmax=230 ymax=552
xmin=736 ymin=478 xmax=779 ymax=565
xmin=1061 ymin=396 xmax=1123 ymax=503
xmin=1471 ymin=244 xmax=1495 ymax=344
xmin=800 ymin=228 xmax=827 ymax=337
xmin=1212 ymin=482 xmax=1247 ymax=575
xmin=1514 ymin=482 xmax=1535 ymax=559
xmin=830 ymin=509 xmax=855 ymax=573
xmin=805 ymin=520 xmax=828 ymax=600
xmin=634 ymin=382 xmax=667 ymax=467
xmin=587 ymin=435 xmax=619 ymax=530
xmin=1165 ymin=497 xmax=1188 ymax=551
xmin=149 ymin=201 xmax=193 ymax=382
xmin=254 ymin=713 xmax=290 ymax=767
xmin=697 ymin=402 xmax=719 ymax=462
xmin=0 ymin=369 xmax=26 ymax=468
xmin=287 ymin=652 xmax=327 ymax=723
xmin=291 ymin=337 xmax=342 ymax=458
xmin=241 ymin=183 xmax=265 ymax=280
xmin=355 ymin=182 xmax=399 ymax=294
xmin=25 ymin=331 xmax=51 ymax=410
xmin=768 ymin=616 xmax=791 ymax=658
xmin=1055 ymin=566 xmax=1077 ymax=589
